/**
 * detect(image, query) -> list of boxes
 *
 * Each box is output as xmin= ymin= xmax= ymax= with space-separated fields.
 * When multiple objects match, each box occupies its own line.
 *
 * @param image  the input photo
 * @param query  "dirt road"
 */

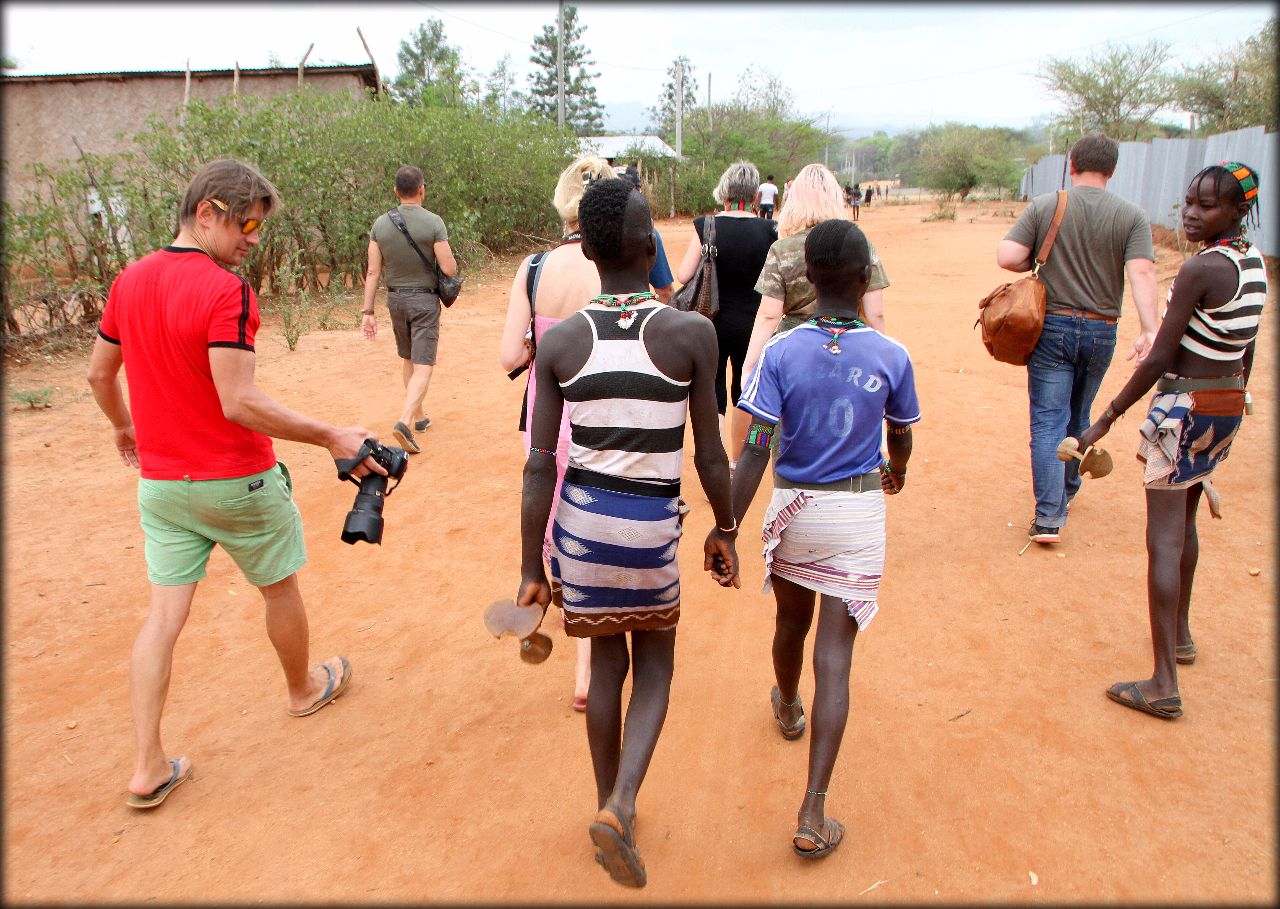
xmin=4 ymin=198 xmax=1274 ymax=902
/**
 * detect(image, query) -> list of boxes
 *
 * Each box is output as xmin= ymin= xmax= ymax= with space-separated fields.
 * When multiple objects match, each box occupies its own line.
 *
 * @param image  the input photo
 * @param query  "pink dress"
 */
xmin=524 ymin=313 xmax=574 ymax=556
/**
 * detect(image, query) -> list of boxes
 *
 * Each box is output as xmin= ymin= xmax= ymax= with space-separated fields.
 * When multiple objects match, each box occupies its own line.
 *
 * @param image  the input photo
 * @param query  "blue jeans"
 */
xmin=1026 ymin=314 xmax=1117 ymax=528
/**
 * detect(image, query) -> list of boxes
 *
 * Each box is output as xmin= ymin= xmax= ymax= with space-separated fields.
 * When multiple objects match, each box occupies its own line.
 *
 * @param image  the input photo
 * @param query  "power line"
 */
xmin=797 ymin=1 xmax=1255 ymax=96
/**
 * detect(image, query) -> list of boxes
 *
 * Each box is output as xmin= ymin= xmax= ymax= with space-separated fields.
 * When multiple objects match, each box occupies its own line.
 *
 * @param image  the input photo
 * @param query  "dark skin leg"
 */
xmin=1132 ymin=485 xmax=1200 ymax=701
xmin=1176 ymin=484 xmax=1202 ymax=649
xmin=795 ymin=592 xmax=858 ymax=848
xmin=586 ymin=628 xmax=676 ymax=828
xmin=771 ymin=574 xmax=816 ymax=729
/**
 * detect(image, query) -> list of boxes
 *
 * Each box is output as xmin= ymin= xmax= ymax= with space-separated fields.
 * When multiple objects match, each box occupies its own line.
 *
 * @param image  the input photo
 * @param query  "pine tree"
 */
xmin=526 ymin=5 xmax=604 ymax=136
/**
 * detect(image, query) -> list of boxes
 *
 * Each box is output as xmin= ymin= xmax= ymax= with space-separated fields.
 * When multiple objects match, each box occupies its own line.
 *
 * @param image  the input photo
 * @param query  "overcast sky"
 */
xmin=3 ymin=1 xmax=1274 ymax=133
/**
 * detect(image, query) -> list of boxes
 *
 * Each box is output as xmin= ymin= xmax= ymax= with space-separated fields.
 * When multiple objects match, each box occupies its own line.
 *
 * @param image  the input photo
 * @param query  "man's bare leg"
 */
xmin=260 ymin=572 xmax=344 ymax=713
xmin=128 ymin=582 xmax=197 ymax=796
xmin=771 ymin=574 xmax=816 ymax=731
xmin=399 ymin=360 xmax=433 ymax=427
xmin=796 ymin=593 xmax=858 ymax=848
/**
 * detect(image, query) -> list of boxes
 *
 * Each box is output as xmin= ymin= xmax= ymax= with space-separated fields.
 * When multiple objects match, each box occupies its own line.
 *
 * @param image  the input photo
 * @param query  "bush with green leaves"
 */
xmin=4 ymin=87 xmax=579 ymax=346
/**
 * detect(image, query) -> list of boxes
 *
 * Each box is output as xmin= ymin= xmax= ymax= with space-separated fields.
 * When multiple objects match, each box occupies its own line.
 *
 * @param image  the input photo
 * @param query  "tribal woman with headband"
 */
xmin=1076 ymin=161 xmax=1267 ymax=720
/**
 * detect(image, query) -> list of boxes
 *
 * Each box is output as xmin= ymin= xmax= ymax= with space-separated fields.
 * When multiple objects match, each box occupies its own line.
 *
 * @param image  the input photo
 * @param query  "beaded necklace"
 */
xmin=1201 ymin=234 xmax=1250 ymax=255
xmin=590 ymin=291 xmax=656 ymax=329
xmin=809 ymin=314 xmax=865 ymax=355
xmin=561 ymin=231 xmax=582 ymax=244
xmin=724 ymin=202 xmax=750 ymax=212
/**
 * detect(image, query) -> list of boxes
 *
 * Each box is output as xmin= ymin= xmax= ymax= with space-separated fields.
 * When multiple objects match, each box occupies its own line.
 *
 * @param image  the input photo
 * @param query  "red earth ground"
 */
xmin=3 ymin=198 xmax=1274 ymax=903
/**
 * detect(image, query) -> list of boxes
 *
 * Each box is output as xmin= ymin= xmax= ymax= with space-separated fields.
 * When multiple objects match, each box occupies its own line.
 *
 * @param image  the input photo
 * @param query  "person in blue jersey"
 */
xmin=1075 ymin=162 xmax=1267 ymax=721
xmin=713 ymin=218 xmax=920 ymax=860
xmin=516 ymin=177 xmax=739 ymax=888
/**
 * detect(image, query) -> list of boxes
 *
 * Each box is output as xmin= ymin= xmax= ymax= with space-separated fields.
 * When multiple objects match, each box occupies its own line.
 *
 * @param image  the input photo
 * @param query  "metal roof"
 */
xmin=1 ymin=63 xmax=379 ymax=90
xmin=579 ymin=135 xmax=678 ymax=160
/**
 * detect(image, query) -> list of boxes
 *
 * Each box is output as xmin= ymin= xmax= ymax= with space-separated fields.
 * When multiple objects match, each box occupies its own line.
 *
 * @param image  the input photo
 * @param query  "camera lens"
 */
xmin=341 ymin=474 xmax=388 ymax=545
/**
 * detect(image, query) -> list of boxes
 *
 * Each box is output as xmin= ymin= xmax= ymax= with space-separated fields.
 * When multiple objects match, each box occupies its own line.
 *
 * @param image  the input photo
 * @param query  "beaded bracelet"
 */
xmin=1102 ymin=403 xmax=1122 ymax=424
xmin=529 ymin=446 xmax=556 ymax=458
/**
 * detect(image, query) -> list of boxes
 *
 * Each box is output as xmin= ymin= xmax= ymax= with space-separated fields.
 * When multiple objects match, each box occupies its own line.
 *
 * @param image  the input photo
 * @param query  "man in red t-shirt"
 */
xmin=88 ymin=159 xmax=386 ymax=809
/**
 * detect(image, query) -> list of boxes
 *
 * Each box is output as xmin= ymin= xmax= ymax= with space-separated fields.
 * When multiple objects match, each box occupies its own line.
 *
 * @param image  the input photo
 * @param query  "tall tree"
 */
xmin=649 ymin=56 xmax=699 ymax=140
xmin=483 ymin=53 xmax=524 ymax=115
xmin=526 ymin=4 xmax=604 ymax=136
xmin=1175 ymin=19 xmax=1277 ymax=133
xmin=393 ymin=18 xmax=476 ymax=108
xmin=1038 ymin=40 xmax=1175 ymax=140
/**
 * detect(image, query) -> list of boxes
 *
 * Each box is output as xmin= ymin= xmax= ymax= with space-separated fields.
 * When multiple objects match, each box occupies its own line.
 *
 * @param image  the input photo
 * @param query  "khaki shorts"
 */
xmin=137 ymin=462 xmax=306 ymax=587
xmin=388 ymin=288 xmax=441 ymax=365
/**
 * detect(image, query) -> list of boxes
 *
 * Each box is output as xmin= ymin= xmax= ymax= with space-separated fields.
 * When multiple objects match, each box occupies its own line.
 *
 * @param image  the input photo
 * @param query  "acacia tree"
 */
xmin=649 ymin=56 xmax=699 ymax=140
xmin=918 ymin=123 xmax=1022 ymax=201
xmin=1176 ymin=20 xmax=1277 ymax=133
xmin=1038 ymin=39 xmax=1175 ymax=140
xmin=393 ymin=18 xmax=476 ymax=108
xmin=526 ymin=4 xmax=604 ymax=136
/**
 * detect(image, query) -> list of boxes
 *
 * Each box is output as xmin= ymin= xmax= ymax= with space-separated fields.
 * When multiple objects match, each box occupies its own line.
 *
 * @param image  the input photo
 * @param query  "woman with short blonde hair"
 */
xmin=552 ymin=155 xmax=616 ymax=233
xmin=674 ymin=160 xmax=779 ymax=468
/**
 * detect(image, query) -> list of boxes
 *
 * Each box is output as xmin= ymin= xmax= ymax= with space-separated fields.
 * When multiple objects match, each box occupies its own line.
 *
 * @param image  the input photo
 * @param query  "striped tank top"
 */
xmin=561 ymin=300 xmax=690 ymax=482
xmin=1177 ymin=244 xmax=1267 ymax=361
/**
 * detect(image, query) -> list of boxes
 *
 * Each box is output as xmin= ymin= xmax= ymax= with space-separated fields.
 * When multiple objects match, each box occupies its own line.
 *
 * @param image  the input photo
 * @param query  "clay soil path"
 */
xmin=4 ymin=199 xmax=1274 ymax=903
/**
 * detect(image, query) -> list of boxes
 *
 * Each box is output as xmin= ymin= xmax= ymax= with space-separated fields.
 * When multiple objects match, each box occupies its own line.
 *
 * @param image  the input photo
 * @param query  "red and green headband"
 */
xmin=1220 ymin=161 xmax=1259 ymax=207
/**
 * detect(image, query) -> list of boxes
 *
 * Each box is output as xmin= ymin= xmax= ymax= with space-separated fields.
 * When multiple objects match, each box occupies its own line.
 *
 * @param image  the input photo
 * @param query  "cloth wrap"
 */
xmin=761 ymin=487 xmax=886 ymax=630
xmin=551 ymin=473 xmax=683 ymax=637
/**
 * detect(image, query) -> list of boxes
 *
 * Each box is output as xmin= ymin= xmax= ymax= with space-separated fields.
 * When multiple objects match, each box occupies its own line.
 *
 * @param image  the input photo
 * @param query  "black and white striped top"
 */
xmin=561 ymin=301 xmax=689 ymax=482
xmin=1177 ymin=244 xmax=1267 ymax=362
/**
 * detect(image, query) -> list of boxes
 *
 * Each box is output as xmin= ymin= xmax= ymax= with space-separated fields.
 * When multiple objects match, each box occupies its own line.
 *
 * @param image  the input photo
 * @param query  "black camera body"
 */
xmin=338 ymin=439 xmax=409 ymax=545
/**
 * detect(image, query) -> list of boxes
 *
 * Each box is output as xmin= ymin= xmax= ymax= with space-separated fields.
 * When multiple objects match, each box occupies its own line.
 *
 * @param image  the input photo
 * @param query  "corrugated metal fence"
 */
xmin=1020 ymin=126 xmax=1277 ymax=255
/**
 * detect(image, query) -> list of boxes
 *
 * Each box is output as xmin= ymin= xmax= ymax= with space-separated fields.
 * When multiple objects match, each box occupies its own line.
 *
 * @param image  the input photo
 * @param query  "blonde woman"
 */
xmin=675 ymin=161 xmax=778 ymax=465
xmin=730 ymin=163 xmax=891 ymax=458
xmin=499 ymin=155 xmax=615 ymax=712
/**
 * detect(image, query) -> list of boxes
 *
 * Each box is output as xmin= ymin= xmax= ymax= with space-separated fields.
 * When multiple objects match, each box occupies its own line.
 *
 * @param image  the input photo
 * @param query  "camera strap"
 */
xmin=335 ymin=439 xmax=403 ymax=494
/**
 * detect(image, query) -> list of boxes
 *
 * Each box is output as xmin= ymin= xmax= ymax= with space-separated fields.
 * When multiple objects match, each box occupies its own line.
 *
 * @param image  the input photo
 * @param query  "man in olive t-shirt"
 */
xmin=361 ymin=165 xmax=458 ymax=454
xmin=996 ymin=134 xmax=1158 ymax=544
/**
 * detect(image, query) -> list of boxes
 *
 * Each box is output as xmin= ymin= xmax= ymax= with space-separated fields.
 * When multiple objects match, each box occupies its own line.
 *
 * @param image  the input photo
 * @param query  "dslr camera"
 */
xmin=336 ymin=439 xmax=409 ymax=545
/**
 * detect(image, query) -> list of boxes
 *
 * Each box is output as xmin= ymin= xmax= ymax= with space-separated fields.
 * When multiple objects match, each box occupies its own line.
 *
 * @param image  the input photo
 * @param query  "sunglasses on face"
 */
xmin=207 ymin=198 xmax=264 ymax=235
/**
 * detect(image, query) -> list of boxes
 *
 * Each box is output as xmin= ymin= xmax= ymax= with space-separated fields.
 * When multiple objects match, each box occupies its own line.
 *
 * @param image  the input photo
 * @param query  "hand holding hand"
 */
xmin=703 ymin=530 xmax=741 ymax=589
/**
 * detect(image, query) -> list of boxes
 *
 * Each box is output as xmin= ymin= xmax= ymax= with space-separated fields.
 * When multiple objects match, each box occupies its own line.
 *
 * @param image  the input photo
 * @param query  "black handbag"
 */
xmin=386 ymin=208 xmax=462 ymax=306
xmin=671 ymin=213 xmax=719 ymax=320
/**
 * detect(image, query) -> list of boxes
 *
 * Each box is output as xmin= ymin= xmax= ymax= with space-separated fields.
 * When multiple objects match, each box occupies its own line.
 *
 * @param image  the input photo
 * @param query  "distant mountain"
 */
xmin=602 ymin=101 xmax=654 ymax=135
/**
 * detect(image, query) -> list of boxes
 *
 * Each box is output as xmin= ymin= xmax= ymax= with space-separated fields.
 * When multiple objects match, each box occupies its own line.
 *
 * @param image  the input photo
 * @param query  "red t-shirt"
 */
xmin=98 ymin=247 xmax=276 ymax=480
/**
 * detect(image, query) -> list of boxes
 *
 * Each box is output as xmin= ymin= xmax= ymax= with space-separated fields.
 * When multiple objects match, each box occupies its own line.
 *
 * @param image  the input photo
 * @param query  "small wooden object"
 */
xmin=483 ymin=598 xmax=553 ymax=664
xmin=1056 ymin=437 xmax=1114 ymax=479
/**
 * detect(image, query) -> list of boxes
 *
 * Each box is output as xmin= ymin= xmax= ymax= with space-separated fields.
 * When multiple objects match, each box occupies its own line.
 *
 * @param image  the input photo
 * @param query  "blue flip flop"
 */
xmin=126 ymin=757 xmax=192 ymax=809
xmin=289 ymin=657 xmax=352 ymax=717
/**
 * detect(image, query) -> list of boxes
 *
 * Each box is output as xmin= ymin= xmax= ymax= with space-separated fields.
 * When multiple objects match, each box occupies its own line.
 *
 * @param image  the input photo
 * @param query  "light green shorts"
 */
xmin=138 ymin=462 xmax=306 ymax=587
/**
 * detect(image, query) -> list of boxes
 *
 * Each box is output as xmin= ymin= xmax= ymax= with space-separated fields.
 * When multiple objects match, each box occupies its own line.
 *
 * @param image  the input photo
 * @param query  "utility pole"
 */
xmin=824 ymin=112 xmax=830 ymax=168
xmin=556 ymin=0 xmax=565 ymax=129
xmin=675 ymin=58 xmax=684 ymax=158
xmin=707 ymin=72 xmax=712 ymax=131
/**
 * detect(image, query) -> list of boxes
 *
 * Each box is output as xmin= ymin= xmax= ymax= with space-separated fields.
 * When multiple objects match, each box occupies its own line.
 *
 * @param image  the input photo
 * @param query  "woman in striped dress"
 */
xmin=1077 ymin=161 xmax=1267 ymax=720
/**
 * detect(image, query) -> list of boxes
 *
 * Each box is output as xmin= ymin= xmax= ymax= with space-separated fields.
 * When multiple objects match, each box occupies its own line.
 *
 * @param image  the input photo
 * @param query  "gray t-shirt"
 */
xmin=370 ymin=204 xmax=449 ymax=290
xmin=1004 ymin=185 xmax=1153 ymax=319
